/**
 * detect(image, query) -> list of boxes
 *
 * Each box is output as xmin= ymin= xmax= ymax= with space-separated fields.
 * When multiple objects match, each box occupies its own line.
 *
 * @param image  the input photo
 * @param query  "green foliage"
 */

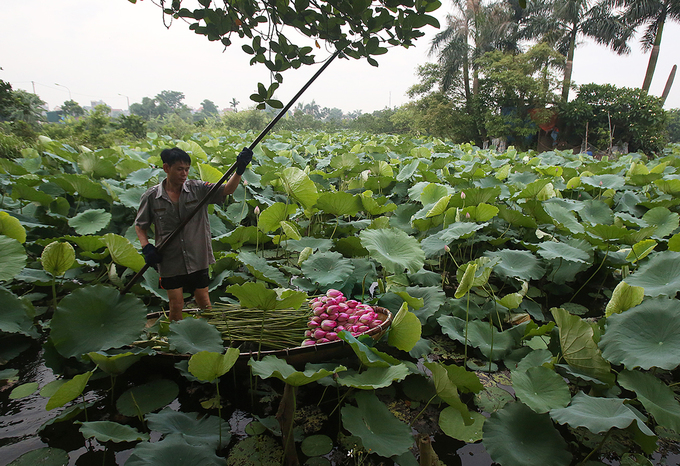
xmin=559 ymin=83 xmax=669 ymax=155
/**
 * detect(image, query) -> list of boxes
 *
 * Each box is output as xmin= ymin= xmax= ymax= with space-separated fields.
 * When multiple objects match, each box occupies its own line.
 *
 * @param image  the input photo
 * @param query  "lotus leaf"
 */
xmin=512 ymin=366 xmax=570 ymax=413
xmin=50 ymin=284 xmax=147 ymax=358
xmin=301 ymin=434 xmax=333 ymax=457
xmin=438 ymin=316 xmax=521 ymax=361
xmin=188 ymin=348 xmax=240 ymax=382
xmin=46 ymin=371 xmax=93 ymax=411
xmin=146 ymin=408 xmax=231 ymax=448
xmin=550 ymin=391 xmax=653 ymax=435
xmin=77 ymin=420 xmax=150 ymax=443
xmin=101 ymin=233 xmax=145 ymax=273
xmin=87 ymin=349 xmax=152 ymax=376
xmin=359 ymin=228 xmax=425 ymax=275
xmin=341 ymin=390 xmax=413 ymax=458
xmin=579 ymin=199 xmax=614 ymax=225
xmin=279 ymin=167 xmax=318 ymax=210
xmin=0 ymin=235 xmax=27 ymax=282
xmin=338 ymin=331 xmax=401 ymax=367
xmin=387 ymin=303 xmax=422 ymax=351
xmin=238 ymin=250 xmax=288 ymax=286
xmin=605 ymin=281 xmax=645 ymax=317
xmin=360 ymin=190 xmax=397 ymax=216
xmin=551 ymin=308 xmax=613 ymax=384
xmin=301 ymin=251 xmax=354 ymax=286
xmin=439 ymin=407 xmax=485 ymax=443
xmin=7 ymin=447 xmax=70 ymax=466
xmin=624 ymin=251 xmax=680 ymax=297
xmin=600 ymin=298 xmax=680 ymax=370
xmin=315 ymin=191 xmax=362 ymax=217
xmin=68 ymin=209 xmax=112 ymax=235
xmin=543 ymin=202 xmax=584 ymax=234
xmin=581 ymin=174 xmax=625 ymax=190
xmin=0 ymin=288 xmax=37 ymax=337
xmin=618 ymin=370 xmax=680 ymax=434
xmin=454 ymin=263 xmax=477 ymax=298
xmin=483 ymin=401 xmax=571 ymax=466
xmin=249 ymin=355 xmax=346 ymax=386
xmin=486 ymin=249 xmax=545 ymax=281
xmin=9 ymin=382 xmax=39 ymax=399
xmin=337 ymin=364 xmax=410 ymax=390
xmin=168 ymin=318 xmax=224 ymax=354
xmin=397 ymin=160 xmax=419 ymax=181
xmin=226 ymin=282 xmax=278 ymax=310
xmin=225 ymin=434 xmax=283 ymax=465
xmin=0 ymin=211 xmax=26 ymax=243
xmin=55 ymin=173 xmax=112 ymax=201
xmin=438 ymin=222 xmax=485 ymax=243
xmin=537 ymin=241 xmax=589 ymax=263
xmin=41 ymin=241 xmax=75 ymax=277
xmin=460 ymin=203 xmax=499 ymax=222
xmin=642 ymin=206 xmax=679 ymax=239
xmin=424 ymin=361 xmax=474 ymax=424
xmin=626 ymin=239 xmax=657 ymax=263
xmin=257 ymin=202 xmax=298 ymax=233
xmin=513 ymin=348 xmax=553 ymax=372
xmin=125 ymin=434 xmax=225 ymax=466
xmin=116 ymin=379 xmax=179 ymax=417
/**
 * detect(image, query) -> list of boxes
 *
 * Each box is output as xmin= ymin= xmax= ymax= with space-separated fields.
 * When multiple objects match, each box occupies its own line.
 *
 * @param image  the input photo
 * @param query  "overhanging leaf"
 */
xmin=226 ymin=282 xmax=278 ymax=310
xmin=46 ymin=371 xmax=93 ymax=411
xmin=101 ymin=233 xmax=145 ymax=273
xmin=537 ymin=242 xmax=589 ymax=263
xmin=188 ymin=348 xmax=240 ymax=383
xmin=439 ymin=408 xmax=485 ymax=443
xmin=605 ymin=281 xmax=645 ymax=317
xmin=41 ymin=241 xmax=75 ymax=277
xmin=257 ymin=202 xmax=298 ymax=233
xmin=642 ymin=206 xmax=679 ymax=239
xmin=0 ymin=288 xmax=37 ymax=337
xmin=336 ymin=364 xmax=410 ymax=389
xmin=315 ymin=191 xmax=362 ymax=217
xmin=486 ymin=249 xmax=545 ymax=281
xmin=249 ymin=356 xmax=345 ymax=386
xmin=6 ymin=447 xmax=69 ymax=466
xmin=387 ymin=303 xmax=422 ymax=351
xmin=77 ymin=420 xmax=150 ymax=443
xmin=279 ymin=167 xmax=318 ymax=210
xmin=618 ymin=369 xmax=680 ymax=434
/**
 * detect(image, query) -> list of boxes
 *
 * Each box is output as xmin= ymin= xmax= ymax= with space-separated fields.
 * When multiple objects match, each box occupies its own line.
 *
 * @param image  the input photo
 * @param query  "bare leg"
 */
xmin=167 ymin=288 xmax=185 ymax=321
xmin=194 ymin=286 xmax=212 ymax=310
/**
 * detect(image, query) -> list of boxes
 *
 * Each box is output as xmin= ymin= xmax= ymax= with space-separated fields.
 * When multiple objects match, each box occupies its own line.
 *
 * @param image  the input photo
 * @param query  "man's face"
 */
xmin=163 ymin=161 xmax=191 ymax=185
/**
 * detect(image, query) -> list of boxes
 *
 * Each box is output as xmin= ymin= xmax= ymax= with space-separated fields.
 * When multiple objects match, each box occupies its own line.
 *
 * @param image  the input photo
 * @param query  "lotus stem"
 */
xmin=410 ymin=393 xmax=438 ymax=427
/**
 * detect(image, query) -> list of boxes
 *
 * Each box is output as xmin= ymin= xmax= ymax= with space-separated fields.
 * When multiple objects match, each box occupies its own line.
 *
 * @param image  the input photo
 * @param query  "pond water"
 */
xmin=0 ymin=339 xmax=497 ymax=466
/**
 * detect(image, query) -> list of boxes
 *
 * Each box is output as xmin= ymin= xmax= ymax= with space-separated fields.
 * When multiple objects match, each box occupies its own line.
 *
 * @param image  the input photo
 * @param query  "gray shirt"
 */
xmin=135 ymin=179 xmax=226 ymax=278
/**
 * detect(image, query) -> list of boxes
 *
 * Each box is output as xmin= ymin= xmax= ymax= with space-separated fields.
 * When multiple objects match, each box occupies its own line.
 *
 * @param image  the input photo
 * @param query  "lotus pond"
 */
xmin=2 ymin=131 xmax=680 ymax=465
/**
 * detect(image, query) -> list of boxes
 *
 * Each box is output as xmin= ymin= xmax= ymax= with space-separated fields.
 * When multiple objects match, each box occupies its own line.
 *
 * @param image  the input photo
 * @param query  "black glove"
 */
xmin=235 ymin=147 xmax=253 ymax=175
xmin=142 ymin=243 xmax=163 ymax=267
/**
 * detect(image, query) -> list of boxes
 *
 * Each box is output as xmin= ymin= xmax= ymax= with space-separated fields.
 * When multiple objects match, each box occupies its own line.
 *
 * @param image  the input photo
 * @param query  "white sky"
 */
xmin=1 ymin=1 xmax=679 ymax=114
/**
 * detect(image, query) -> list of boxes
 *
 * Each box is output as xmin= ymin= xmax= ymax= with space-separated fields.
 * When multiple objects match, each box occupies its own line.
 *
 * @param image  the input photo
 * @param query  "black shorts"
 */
xmin=160 ymin=269 xmax=210 ymax=292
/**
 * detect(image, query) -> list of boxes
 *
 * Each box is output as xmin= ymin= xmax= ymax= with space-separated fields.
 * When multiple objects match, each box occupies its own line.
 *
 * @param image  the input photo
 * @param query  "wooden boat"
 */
xmin=144 ymin=307 xmax=393 ymax=368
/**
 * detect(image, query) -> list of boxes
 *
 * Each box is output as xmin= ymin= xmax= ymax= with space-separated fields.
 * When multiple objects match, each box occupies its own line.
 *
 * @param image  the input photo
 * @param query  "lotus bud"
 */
xmin=348 ymin=315 xmax=358 ymax=324
xmin=305 ymin=330 xmax=313 ymax=337
xmin=460 ymin=191 xmax=466 ymax=200
xmin=337 ymin=302 xmax=349 ymax=311
xmin=336 ymin=325 xmax=346 ymax=332
xmin=356 ymin=325 xmax=369 ymax=333
xmin=308 ymin=320 xmax=320 ymax=329
xmin=326 ymin=298 xmax=338 ymax=306
xmin=313 ymin=329 xmax=327 ymax=340
xmin=326 ymin=305 xmax=340 ymax=315
xmin=321 ymin=319 xmax=337 ymax=331
xmin=302 ymin=339 xmax=316 ymax=346
xmin=444 ymin=245 xmax=450 ymax=252
xmin=346 ymin=300 xmax=359 ymax=309
xmin=326 ymin=289 xmax=343 ymax=298
xmin=254 ymin=206 xmax=261 ymax=215
xmin=326 ymin=332 xmax=338 ymax=341
xmin=319 ymin=313 xmax=328 ymax=320
xmin=318 ymin=338 xmax=330 ymax=343
xmin=338 ymin=313 xmax=349 ymax=321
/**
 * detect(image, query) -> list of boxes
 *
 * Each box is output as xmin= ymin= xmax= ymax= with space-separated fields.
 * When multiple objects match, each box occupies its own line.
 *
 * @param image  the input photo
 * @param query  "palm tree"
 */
xmin=612 ymin=0 xmax=680 ymax=92
xmin=429 ymin=0 xmax=521 ymax=110
xmin=518 ymin=0 xmax=633 ymax=102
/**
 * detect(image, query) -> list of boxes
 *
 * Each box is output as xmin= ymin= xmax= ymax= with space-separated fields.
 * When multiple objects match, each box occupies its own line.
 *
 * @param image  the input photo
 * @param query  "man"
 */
xmin=135 ymin=147 xmax=252 ymax=320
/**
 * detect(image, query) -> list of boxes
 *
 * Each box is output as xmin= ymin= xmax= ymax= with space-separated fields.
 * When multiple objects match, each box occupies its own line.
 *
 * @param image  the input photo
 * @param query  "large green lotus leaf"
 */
xmin=439 ymin=407 xmax=485 ymax=443
xmin=11 ymin=183 xmax=54 ymax=207
xmin=642 ymin=206 xmax=679 ymax=239
xmin=551 ymin=308 xmax=613 ymax=384
xmin=512 ymin=366 xmax=571 ymax=414
xmin=515 ymin=179 xmax=552 ymax=199
xmin=6 ymin=447 xmax=70 ymax=466
xmin=460 ymin=203 xmax=499 ymax=222
xmin=360 ymin=190 xmax=397 ymax=216
xmin=63 ymin=234 xmax=105 ymax=252
xmin=197 ymin=163 xmax=222 ymax=184
xmin=117 ymin=379 xmax=179 ymax=417
xmin=188 ymin=348 xmax=240 ymax=382
xmin=87 ymin=349 xmax=152 ymax=376
xmin=341 ymin=390 xmax=413 ymax=458
xmin=46 ymin=371 xmax=93 ymax=411
xmin=168 ymin=318 xmax=224 ymax=354
xmin=257 ymin=202 xmax=298 ymax=233
xmin=0 ymin=235 xmax=27 ymax=281
xmin=624 ymin=251 xmax=680 ymax=297
xmin=337 ymin=364 xmax=410 ymax=389
xmin=55 ymin=173 xmax=112 ymax=201
xmin=281 ymin=236 xmax=333 ymax=253
xmin=485 ymin=249 xmax=545 ymax=281
xmin=338 ymin=331 xmax=401 ymax=367
xmin=126 ymin=168 xmax=162 ymax=186
xmin=483 ymin=401 xmax=571 ymax=466
xmin=118 ymin=186 xmax=147 ymax=209
xmin=454 ymin=263 xmax=477 ymax=298
xmin=248 ymin=355 xmax=345 ymax=387
xmin=41 ymin=241 xmax=75 ymax=277
xmin=0 ymin=288 xmax=37 ymax=337
xmin=315 ymin=191 xmax=362 ymax=217
xmin=537 ymin=241 xmax=589 ymax=263
xmin=50 ymin=284 xmax=147 ymax=358
xmin=497 ymin=205 xmax=537 ymax=229
xmin=654 ymin=177 xmax=680 ymax=194
xmin=618 ymin=369 xmax=680 ymax=434
xmin=581 ymin=174 xmax=625 ymax=190
xmin=359 ymin=228 xmax=425 ymax=275
xmin=550 ymin=391 xmax=653 ymax=435
xmin=626 ymin=239 xmax=657 ymax=263
xmin=605 ymin=281 xmax=645 ymax=317
xmin=237 ymin=250 xmax=288 ymax=286
xmin=579 ymin=199 xmax=614 ymax=225
xmin=78 ymin=151 xmax=118 ymax=179
xmin=585 ymin=224 xmax=630 ymax=243
xmin=426 ymin=194 xmax=452 ymax=218
xmin=387 ymin=303 xmax=422 ymax=352
xmin=9 ymin=382 xmax=39 ymax=399
xmin=125 ymin=434 xmax=226 ymax=466
xmin=396 ymin=160 xmax=420 ymax=181
xmin=600 ymin=298 xmax=680 ymax=370
xmin=424 ymin=361 xmax=473 ymax=424
xmin=438 ymin=222 xmax=485 ymax=243
xmin=0 ymin=211 xmax=27 ymax=243
xmin=101 ymin=233 xmax=145 ymax=273
xmin=77 ymin=420 xmax=150 ymax=443
xmin=226 ymin=282 xmax=278 ymax=310
xmin=543 ymin=202 xmax=584 ymax=234
xmin=438 ymin=316 xmax=520 ymax=361
xmin=301 ymin=251 xmax=354 ymax=286
xmin=146 ymin=408 xmax=231 ymax=449
xmin=67 ymin=209 xmax=112 ymax=235
xmin=398 ymin=286 xmax=446 ymax=323
xmin=279 ymin=167 xmax=318 ymax=210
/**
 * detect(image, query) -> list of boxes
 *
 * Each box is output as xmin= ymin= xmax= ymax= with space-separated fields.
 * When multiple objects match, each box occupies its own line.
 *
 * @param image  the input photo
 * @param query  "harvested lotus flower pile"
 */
xmin=303 ymin=289 xmax=384 ymax=346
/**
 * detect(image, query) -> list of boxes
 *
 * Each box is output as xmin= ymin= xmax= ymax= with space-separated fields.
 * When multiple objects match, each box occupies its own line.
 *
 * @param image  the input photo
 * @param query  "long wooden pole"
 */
xmin=121 ymin=50 xmax=342 ymax=295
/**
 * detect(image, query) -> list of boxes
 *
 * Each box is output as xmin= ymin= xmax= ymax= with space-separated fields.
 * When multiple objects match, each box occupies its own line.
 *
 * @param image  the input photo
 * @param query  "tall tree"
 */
xmin=200 ymin=99 xmax=220 ymax=118
xmin=613 ymin=0 xmax=680 ymax=93
xmin=518 ymin=0 xmax=632 ymax=102
xmin=61 ymin=100 xmax=85 ymax=118
xmin=8 ymin=90 xmax=46 ymax=127
xmin=156 ymin=90 xmax=185 ymax=110
xmin=230 ymin=98 xmax=239 ymax=112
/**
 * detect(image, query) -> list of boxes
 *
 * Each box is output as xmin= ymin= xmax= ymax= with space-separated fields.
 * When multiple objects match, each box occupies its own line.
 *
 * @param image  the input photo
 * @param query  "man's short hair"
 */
xmin=161 ymin=148 xmax=191 ymax=166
